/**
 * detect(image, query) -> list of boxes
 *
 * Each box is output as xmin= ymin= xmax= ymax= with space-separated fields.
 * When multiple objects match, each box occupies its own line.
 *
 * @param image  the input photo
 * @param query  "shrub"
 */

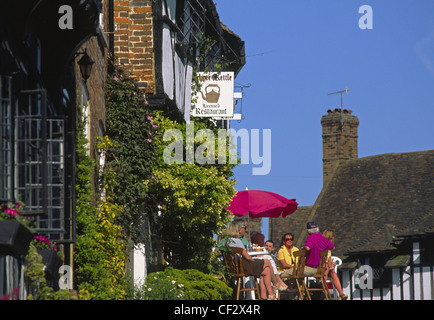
xmin=130 ymin=267 xmax=232 ymax=300
xmin=74 ymin=105 xmax=127 ymax=300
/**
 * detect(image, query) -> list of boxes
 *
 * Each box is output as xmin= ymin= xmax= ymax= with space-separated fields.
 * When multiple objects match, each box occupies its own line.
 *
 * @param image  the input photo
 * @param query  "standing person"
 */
xmin=322 ymin=229 xmax=348 ymax=300
xmin=303 ymin=222 xmax=334 ymax=277
xmin=277 ymin=233 xmax=299 ymax=278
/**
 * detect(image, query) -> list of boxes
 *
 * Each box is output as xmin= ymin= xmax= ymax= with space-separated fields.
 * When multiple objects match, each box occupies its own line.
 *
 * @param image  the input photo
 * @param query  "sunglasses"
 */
xmin=285 ymin=238 xmax=293 ymax=241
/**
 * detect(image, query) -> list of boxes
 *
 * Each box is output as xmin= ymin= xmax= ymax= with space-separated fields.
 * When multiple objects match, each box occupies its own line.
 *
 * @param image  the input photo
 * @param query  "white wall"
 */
xmin=162 ymin=0 xmax=193 ymax=123
xmin=133 ymin=244 xmax=147 ymax=287
xmin=340 ymin=241 xmax=433 ymax=300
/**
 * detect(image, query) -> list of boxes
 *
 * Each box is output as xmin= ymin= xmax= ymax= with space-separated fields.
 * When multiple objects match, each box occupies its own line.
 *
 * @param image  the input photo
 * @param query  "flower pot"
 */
xmin=0 ymin=220 xmax=33 ymax=256
xmin=37 ymin=249 xmax=63 ymax=280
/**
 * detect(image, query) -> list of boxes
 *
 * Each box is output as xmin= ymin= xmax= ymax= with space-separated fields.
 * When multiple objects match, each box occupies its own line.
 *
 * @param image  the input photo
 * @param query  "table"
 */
xmin=248 ymin=251 xmax=270 ymax=256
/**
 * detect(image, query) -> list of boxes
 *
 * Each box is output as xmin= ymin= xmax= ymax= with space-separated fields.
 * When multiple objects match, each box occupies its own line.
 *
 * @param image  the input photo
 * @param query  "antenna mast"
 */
xmin=328 ymin=86 xmax=350 ymax=129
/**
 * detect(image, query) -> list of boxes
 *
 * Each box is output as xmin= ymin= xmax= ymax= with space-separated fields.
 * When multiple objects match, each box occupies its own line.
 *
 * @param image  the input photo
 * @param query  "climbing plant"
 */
xmin=147 ymin=113 xmax=237 ymax=272
xmin=105 ymin=57 xmax=158 ymax=245
xmin=74 ymin=105 xmax=126 ymax=300
xmin=105 ymin=56 xmax=238 ymax=273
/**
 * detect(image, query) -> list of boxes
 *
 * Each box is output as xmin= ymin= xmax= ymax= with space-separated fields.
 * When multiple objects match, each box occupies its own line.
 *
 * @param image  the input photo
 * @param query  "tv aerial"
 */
xmin=328 ymin=86 xmax=350 ymax=129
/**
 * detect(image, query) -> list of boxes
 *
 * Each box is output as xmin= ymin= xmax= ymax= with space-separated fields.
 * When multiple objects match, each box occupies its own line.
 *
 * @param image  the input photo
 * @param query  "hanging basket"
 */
xmin=0 ymin=220 xmax=33 ymax=256
xmin=37 ymin=249 xmax=63 ymax=280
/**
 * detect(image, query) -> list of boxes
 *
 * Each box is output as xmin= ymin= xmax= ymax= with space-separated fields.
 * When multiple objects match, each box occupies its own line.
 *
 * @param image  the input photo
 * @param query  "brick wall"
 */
xmin=113 ymin=0 xmax=155 ymax=93
xmin=75 ymin=1 xmax=110 ymax=186
xmin=269 ymin=206 xmax=313 ymax=248
xmin=321 ymin=109 xmax=359 ymax=182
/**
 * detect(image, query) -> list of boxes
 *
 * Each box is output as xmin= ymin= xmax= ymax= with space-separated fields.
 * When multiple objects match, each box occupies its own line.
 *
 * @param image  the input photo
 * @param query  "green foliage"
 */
xmin=129 ymin=267 xmax=232 ymax=300
xmin=148 ymin=113 xmax=236 ymax=271
xmin=104 ymin=56 xmax=237 ymax=277
xmin=24 ymin=244 xmax=76 ymax=300
xmin=24 ymin=243 xmax=47 ymax=297
xmin=74 ymin=105 xmax=127 ymax=300
xmin=105 ymin=57 xmax=157 ymax=244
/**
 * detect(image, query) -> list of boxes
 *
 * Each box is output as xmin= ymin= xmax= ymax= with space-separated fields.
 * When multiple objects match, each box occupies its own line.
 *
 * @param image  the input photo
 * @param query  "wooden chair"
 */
xmin=223 ymin=247 xmax=261 ymax=300
xmin=306 ymin=249 xmax=332 ymax=300
xmin=280 ymin=249 xmax=311 ymax=300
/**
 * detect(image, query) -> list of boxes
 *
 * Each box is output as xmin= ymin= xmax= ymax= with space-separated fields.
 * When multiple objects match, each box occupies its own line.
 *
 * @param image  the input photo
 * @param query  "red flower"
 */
xmin=4 ymin=208 xmax=18 ymax=217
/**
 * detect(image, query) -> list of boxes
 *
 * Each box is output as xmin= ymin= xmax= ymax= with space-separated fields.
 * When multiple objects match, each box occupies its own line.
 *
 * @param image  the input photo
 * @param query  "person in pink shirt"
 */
xmin=303 ymin=221 xmax=334 ymax=276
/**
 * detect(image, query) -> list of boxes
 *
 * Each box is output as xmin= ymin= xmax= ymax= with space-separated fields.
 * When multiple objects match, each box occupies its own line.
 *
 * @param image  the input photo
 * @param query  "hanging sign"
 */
xmin=191 ymin=71 xmax=234 ymax=118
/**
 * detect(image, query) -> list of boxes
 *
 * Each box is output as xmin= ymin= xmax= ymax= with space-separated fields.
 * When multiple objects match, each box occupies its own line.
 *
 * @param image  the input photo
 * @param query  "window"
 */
xmin=175 ymin=0 xmax=223 ymax=71
xmin=42 ymin=119 xmax=65 ymax=236
xmin=0 ymin=76 xmax=13 ymax=202
xmin=364 ymin=254 xmax=393 ymax=289
xmin=418 ymin=237 xmax=434 ymax=266
xmin=16 ymin=90 xmax=48 ymax=215
xmin=176 ymin=0 xmax=206 ymax=47
xmin=17 ymin=90 xmax=66 ymax=240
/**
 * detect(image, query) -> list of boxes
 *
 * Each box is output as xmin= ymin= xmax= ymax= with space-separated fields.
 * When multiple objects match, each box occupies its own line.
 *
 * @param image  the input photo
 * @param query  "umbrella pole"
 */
xmin=248 ymin=213 xmax=251 ymax=250
xmin=246 ymin=187 xmax=251 ymax=249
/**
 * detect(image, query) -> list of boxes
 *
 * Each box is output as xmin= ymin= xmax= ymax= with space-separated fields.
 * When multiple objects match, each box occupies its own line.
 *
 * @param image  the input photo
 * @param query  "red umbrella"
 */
xmin=226 ymin=189 xmax=298 ymax=243
xmin=227 ymin=190 xmax=298 ymax=218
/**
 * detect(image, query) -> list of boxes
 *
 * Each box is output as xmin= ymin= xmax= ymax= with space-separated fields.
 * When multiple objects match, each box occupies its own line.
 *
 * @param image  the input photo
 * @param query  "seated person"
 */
xmin=276 ymin=233 xmax=299 ymax=278
xmin=264 ymin=240 xmax=276 ymax=258
xmin=218 ymin=222 xmax=275 ymax=300
xmin=251 ymin=233 xmax=289 ymax=292
xmin=322 ymin=229 xmax=348 ymax=300
xmin=302 ymin=222 xmax=334 ymax=277
xmin=264 ymin=239 xmax=290 ymax=292
xmin=251 ymin=232 xmax=265 ymax=248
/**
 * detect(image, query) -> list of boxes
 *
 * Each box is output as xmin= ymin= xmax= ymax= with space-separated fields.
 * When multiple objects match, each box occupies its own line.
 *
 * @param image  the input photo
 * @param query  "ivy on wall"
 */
xmin=105 ymin=56 xmax=238 ymax=273
xmin=105 ymin=58 xmax=158 ymax=245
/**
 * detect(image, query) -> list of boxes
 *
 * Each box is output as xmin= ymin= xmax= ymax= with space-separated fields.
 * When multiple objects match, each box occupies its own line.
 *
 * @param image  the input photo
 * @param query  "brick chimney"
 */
xmin=321 ymin=109 xmax=359 ymax=182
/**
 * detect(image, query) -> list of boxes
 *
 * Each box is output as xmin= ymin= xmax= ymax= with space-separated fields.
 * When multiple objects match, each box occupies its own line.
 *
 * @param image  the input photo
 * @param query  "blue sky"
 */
xmin=215 ymin=1 xmax=434 ymax=238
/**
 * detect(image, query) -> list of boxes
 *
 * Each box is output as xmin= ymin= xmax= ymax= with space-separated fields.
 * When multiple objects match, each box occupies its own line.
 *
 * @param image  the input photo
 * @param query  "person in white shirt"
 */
xmin=218 ymin=222 xmax=276 ymax=300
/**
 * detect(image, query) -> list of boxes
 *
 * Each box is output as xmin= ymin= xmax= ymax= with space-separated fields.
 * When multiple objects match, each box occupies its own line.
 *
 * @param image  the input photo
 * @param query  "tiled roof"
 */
xmin=269 ymin=206 xmax=312 ymax=247
xmin=271 ymin=150 xmax=434 ymax=257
